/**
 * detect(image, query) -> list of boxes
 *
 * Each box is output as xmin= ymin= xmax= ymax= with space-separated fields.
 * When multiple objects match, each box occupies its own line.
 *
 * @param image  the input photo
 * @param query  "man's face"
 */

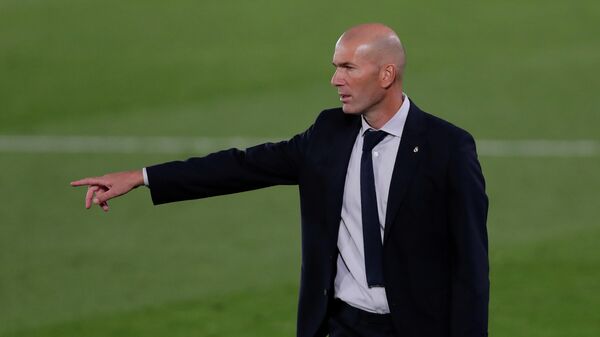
xmin=331 ymin=40 xmax=383 ymax=115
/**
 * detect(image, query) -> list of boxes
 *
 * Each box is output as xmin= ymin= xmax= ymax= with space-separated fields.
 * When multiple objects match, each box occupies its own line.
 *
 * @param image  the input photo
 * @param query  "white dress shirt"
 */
xmin=142 ymin=167 xmax=149 ymax=186
xmin=334 ymin=94 xmax=410 ymax=314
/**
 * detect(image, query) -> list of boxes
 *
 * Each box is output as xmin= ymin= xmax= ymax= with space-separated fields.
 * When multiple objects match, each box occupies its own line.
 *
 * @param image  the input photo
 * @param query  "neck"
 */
xmin=362 ymin=89 xmax=404 ymax=129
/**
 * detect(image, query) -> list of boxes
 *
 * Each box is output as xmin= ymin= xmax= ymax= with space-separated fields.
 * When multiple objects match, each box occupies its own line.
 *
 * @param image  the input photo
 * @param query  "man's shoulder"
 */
xmin=416 ymin=104 xmax=475 ymax=143
xmin=309 ymin=107 xmax=360 ymax=132
xmin=315 ymin=107 xmax=349 ymax=123
xmin=311 ymin=104 xmax=476 ymax=143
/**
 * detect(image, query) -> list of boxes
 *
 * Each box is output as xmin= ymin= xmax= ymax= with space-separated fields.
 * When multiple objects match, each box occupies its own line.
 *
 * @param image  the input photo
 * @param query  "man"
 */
xmin=72 ymin=23 xmax=489 ymax=337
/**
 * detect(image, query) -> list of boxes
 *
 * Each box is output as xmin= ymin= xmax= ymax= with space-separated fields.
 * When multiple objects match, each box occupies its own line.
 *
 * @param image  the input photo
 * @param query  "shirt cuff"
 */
xmin=142 ymin=167 xmax=149 ymax=186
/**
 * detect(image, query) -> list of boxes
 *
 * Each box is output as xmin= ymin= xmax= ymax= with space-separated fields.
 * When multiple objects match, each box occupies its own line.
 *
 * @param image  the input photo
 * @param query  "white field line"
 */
xmin=477 ymin=140 xmax=600 ymax=157
xmin=0 ymin=135 xmax=599 ymax=157
xmin=0 ymin=135 xmax=272 ymax=154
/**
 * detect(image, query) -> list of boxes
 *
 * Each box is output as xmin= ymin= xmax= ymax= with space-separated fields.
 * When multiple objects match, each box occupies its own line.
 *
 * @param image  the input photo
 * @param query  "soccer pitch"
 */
xmin=1 ymin=0 xmax=599 ymax=336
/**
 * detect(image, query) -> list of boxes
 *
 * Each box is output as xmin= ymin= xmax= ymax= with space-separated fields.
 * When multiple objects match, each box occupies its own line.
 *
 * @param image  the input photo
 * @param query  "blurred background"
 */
xmin=1 ymin=0 xmax=599 ymax=336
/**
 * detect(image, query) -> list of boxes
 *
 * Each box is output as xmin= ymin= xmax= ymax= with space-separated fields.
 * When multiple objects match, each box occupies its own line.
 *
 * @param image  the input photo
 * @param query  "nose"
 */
xmin=331 ymin=69 xmax=344 ymax=87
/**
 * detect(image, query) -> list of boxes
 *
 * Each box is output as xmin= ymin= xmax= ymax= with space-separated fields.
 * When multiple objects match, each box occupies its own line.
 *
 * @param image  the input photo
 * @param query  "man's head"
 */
xmin=331 ymin=23 xmax=406 ymax=118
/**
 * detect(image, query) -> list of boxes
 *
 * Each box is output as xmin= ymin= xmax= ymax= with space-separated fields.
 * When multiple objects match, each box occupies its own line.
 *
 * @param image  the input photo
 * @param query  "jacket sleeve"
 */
xmin=146 ymin=125 xmax=312 ymax=205
xmin=447 ymin=131 xmax=490 ymax=337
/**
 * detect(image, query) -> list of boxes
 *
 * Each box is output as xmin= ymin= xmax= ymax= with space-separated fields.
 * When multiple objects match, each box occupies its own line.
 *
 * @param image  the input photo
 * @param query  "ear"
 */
xmin=380 ymin=64 xmax=396 ymax=88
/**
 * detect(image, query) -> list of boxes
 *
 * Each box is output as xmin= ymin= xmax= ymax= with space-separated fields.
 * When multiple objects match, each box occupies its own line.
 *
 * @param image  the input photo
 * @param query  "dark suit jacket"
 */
xmin=146 ymin=100 xmax=489 ymax=337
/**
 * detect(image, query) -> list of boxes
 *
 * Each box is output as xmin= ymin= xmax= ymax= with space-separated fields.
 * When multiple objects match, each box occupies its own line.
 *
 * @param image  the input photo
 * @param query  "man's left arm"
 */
xmin=447 ymin=131 xmax=490 ymax=337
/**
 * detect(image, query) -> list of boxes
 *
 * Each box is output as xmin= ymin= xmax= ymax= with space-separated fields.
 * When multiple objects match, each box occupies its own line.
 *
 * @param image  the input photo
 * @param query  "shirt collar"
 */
xmin=360 ymin=93 xmax=411 ymax=138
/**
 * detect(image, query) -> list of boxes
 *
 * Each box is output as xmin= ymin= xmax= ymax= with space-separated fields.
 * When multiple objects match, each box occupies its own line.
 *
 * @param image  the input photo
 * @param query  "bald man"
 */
xmin=73 ymin=23 xmax=489 ymax=337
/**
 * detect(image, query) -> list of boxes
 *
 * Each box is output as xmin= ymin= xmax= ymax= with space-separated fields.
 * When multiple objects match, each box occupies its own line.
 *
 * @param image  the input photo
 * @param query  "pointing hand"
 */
xmin=71 ymin=170 xmax=144 ymax=212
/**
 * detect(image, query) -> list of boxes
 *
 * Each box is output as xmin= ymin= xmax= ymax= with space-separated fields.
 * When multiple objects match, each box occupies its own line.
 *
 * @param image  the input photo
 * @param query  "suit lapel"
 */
xmin=325 ymin=113 xmax=361 ymax=244
xmin=384 ymin=102 xmax=427 ymax=244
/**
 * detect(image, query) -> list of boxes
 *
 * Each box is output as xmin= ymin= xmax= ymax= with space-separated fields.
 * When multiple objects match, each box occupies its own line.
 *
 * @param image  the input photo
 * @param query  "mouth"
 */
xmin=339 ymin=94 xmax=351 ymax=103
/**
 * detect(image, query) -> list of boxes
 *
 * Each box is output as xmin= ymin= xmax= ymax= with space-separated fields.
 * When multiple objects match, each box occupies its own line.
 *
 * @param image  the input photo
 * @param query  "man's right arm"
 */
xmin=146 ymin=128 xmax=311 ymax=205
xmin=71 ymin=124 xmax=314 ymax=210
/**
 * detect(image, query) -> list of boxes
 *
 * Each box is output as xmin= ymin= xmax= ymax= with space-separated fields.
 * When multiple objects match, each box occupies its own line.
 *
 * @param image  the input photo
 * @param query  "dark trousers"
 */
xmin=328 ymin=300 xmax=398 ymax=337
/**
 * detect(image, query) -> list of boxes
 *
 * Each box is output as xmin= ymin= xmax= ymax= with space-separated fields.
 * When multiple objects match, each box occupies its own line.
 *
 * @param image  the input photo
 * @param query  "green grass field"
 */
xmin=1 ymin=0 xmax=599 ymax=336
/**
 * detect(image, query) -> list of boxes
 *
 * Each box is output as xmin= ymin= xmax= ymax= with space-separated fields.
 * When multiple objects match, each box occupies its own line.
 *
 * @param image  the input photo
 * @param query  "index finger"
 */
xmin=70 ymin=177 xmax=104 ymax=187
